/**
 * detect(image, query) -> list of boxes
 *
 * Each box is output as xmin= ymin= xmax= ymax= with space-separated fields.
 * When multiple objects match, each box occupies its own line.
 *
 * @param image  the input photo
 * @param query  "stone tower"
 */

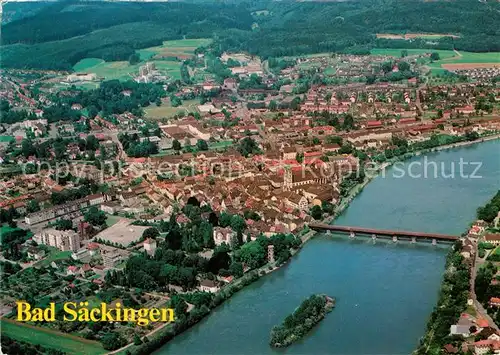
xmin=283 ymin=166 xmax=292 ymax=191
xmin=267 ymin=245 xmax=275 ymax=263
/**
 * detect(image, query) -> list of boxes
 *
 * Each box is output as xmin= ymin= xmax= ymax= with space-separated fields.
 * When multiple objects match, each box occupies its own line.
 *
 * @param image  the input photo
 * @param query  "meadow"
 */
xmin=137 ymin=38 xmax=211 ymax=61
xmin=33 ymin=249 xmax=72 ymax=267
xmin=1 ymin=319 xmax=105 ymax=355
xmin=73 ymin=58 xmax=181 ymax=81
xmin=144 ymin=99 xmax=199 ymax=119
xmin=72 ymin=39 xmax=211 ymax=82
xmin=370 ymin=48 xmax=457 ymax=59
xmin=0 ymin=135 xmax=15 ymax=143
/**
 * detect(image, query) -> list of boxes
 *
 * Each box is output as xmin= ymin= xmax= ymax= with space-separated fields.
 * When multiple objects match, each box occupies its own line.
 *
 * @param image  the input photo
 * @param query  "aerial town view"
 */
xmin=0 ymin=0 xmax=499 ymax=354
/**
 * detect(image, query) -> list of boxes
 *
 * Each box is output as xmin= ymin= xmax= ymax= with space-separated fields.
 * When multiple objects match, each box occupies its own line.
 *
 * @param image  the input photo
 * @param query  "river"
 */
xmin=157 ymin=139 xmax=500 ymax=355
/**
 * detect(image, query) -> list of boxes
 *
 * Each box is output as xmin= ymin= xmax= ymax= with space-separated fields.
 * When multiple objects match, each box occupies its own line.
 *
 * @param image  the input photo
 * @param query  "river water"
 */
xmin=158 ymin=139 xmax=500 ymax=355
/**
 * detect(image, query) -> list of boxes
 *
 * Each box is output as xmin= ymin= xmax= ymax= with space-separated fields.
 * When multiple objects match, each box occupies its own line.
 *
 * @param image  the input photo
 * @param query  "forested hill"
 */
xmin=1 ymin=0 xmax=499 ymax=71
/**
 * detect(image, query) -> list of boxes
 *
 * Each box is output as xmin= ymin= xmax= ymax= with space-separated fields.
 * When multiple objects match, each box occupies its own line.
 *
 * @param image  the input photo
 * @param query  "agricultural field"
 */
xmin=370 ymin=48 xmax=457 ymax=60
xmin=72 ymin=58 xmax=181 ymax=82
xmin=376 ymin=33 xmax=459 ymax=40
xmin=1 ymin=319 xmax=105 ymax=355
xmin=431 ymin=51 xmax=500 ymax=69
xmin=72 ymin=39 xmax=210 ymax=82
xmin=144 ymin=99 xmax=199 ymax=119
xmin=137 ymin=38 xmax=212 ymax=61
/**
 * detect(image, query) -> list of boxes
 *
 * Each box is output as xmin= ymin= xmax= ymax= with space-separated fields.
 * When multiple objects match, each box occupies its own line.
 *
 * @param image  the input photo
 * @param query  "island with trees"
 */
xmin=269 ymin=294 xmax=335 ymax=348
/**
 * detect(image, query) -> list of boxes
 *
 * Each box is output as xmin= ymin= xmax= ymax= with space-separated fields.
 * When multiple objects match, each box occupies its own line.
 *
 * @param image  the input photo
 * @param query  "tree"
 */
xmin=196 ymin=139 xmax=208 ymax=151
xmin=208 ymin=212 xmax=219 ymax=226
xmin=237 ymin=241 xmax=266 ymax=269
xmin=55 ymin=219 xmax=73 ymax=231
xmin=230 ymin=215 xmax=246 ymax=234
xmin=401 ymin=50 xmax=408 ymax=58
xmin=208 ymin=250 xmax=231 ymax=274
xmin=133 ymin=334 xmax=143 ymax=345
xmin=26 ymin=199 xmax=40 ymax=213
xmin=84 ymin=206 xmax=107 ymax=227
xmin=310 ymin=205 xmax=322 ymax=220
xmin=101 ymin=331 xmax=126 ymax=350
xmin=397 ymin=61 xmax=410 ymax=72
xmin=142 ymin=227 xmax=159 ymax=240
xmin=268 ymin=100 xmax=277 ymax=111
xmin=129 ymin=53 xmax=140 ymax=65
xmin=172 ymin=139 xmax=181 ymax=151
xmin=430 ymin=52 xmax=440 ymax=61
xmin=382 ymin=61 xmax=393 ymax=73
xmin=237 ymin=137 xmax=259 ymax=157
xmin=229 ymin=261 xmax=244 ymax=277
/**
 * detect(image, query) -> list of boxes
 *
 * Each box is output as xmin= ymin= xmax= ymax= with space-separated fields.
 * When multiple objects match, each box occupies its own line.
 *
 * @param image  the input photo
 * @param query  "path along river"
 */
xmin=157 ymin=139 xmax=500 ymax=355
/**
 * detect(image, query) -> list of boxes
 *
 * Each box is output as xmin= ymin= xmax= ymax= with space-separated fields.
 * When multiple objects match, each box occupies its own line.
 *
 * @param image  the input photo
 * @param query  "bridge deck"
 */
xmin=309 ymin=223 xmax=458 ymax=241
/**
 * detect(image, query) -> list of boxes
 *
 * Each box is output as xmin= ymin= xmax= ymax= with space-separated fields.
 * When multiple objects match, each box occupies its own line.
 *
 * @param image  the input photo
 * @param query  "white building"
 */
xmin=34 ymin=228 xmax=81 ymax=252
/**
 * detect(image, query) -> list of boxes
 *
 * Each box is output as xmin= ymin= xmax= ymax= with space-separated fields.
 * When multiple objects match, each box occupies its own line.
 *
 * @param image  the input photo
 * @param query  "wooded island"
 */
xmin=270 ymin=294 xmax=335 ymax=348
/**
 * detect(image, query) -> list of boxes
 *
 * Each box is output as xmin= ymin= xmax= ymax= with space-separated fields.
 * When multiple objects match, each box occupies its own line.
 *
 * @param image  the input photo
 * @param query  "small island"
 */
xmin=270 ymin=294 xmax=335 ymax=348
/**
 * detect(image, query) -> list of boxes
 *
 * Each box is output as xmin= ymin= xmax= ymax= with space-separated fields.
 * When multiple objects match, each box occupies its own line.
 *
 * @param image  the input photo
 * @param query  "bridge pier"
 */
xmin=349 ymin=231 xmax=355 ymax=239
xmin=432 ymin=238 xmax=437 ymax=246
xmin=411 ymin=237 xmax=417 ymax=244
xmin=392 ymin=236 xmax=398 ymax=243
xmin=372 ymin=234 xmax=377 ymax=241
xmin=326 ymin=230 xmax=331 ymax=235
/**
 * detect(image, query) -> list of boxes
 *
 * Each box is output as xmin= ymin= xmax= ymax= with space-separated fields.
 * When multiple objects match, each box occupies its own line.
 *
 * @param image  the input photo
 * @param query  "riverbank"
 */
xmin=413 ymin=192 xmax=500 ymax=354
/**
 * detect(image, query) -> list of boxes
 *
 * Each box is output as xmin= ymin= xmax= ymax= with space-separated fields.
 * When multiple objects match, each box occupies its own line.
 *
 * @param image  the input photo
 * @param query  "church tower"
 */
xmin=283 ymin=166 xmax=292 ymax=191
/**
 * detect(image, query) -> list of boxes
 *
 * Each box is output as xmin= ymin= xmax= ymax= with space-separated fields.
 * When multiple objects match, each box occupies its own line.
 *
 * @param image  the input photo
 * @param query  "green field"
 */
xmin=71 ymin=38 xmax=211 ymax=82
xmin=429 ymin=51 xmax=500 ymax=67
xmin=137 ymin=38 xmax=212 ymax=61
xmin=0 ymin=224 xmax=21 ymax=234
xmin=144 ymin=99 xmax=199 ymax=119
xmin=73 ymin=58 xmax=105 ymax=71
xmin=0 ymin=135 xmax=15 ymax=143
xmin=105 ymin=214 xmax=121 ymax=227
xmin=72 ymin=57 xmax=184 ymax=82
xmin=324 ymin=66 xmax=336 ymax=76
xmin=1 ymin=319 xmax=105 ymax=355
xmin=370 ymin=48 xmax=457 ymax=59
xmin=34 ymin=249 xmax=72 ymax=267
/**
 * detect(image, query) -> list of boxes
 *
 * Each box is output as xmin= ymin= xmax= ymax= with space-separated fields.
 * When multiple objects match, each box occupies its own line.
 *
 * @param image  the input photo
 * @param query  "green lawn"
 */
xmin=73 ymin=58 xmax=104 ymax=71
xmin=137 ymin=38 xmax=212 ymax=61
xmin=427 ymin=51 xmax=500 ymax=69
xmin=34 ymin=249 xmax=72 ymax=267
xmin=1 ymin=319 xmax=105 ymax=355
xmin=72 ymin=58 xmax=182 ymax=82
xmin=105 ymin=214 xmax=121 ymax=227
xmin=144 ymin=99 xmax=199 ymax=119
xmin=370 ymin=48 xmax=457 ymax=59
xmin=0 ymin=135 xmax=15 ymax=143
xmin=324 ymin=67 xmax=336 ymax=76
xmin=1 ymin=225 xmax=21 ymax=234
xmin=209 ymin=140 xmax=233 ymax=150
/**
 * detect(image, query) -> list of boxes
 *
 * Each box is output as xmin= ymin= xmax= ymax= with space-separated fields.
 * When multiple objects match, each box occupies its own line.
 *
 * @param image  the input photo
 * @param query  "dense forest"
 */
xmin=1 ymin=0 xmax=499 ymax=70
xmin=0 ymin=1 xmax=254 ymax=70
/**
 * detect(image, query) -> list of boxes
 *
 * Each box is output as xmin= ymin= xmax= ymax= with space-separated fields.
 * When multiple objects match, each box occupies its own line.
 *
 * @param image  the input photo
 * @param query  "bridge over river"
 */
xmin=309 ymin=223 xmax=459 ymax=244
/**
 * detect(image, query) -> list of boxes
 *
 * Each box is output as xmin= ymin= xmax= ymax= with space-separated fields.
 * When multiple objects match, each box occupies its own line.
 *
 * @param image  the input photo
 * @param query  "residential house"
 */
xmin=199 ymin=279 xmax=220 ymax=293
